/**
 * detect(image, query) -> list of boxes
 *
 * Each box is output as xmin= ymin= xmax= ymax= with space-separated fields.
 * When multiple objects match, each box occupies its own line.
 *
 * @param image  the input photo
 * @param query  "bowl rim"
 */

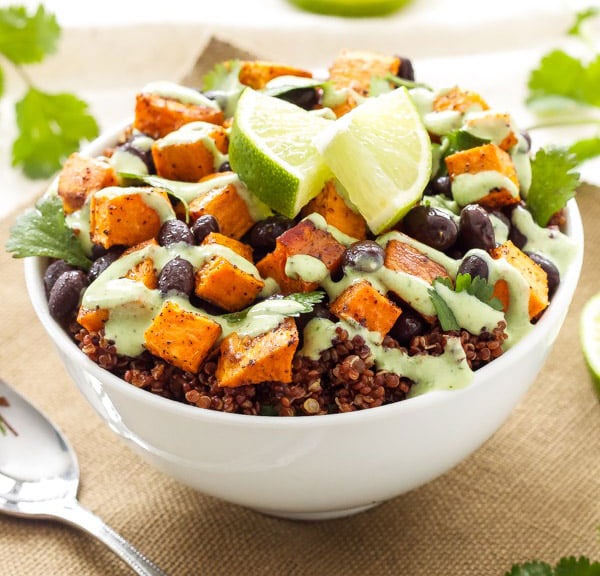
xmin=23 ymin=121 xmax=585 ymax=429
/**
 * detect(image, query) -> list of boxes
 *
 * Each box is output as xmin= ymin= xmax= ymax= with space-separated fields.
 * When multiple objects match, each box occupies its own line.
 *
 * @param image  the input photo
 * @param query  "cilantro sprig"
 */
xmin=223 ymin=292 xmax=325 ymax=324
xmin=0 ymin=4 xmax=99 ymax=178
xmin=506 ymin=556 xmax=600 ymax=576
xmin=526 ymin=148 xmax=580 ymax=227
xmin=6 ymin=195 xmax=92 ymax=270
xmin=429 ymin=273 xmax=503 ymax=331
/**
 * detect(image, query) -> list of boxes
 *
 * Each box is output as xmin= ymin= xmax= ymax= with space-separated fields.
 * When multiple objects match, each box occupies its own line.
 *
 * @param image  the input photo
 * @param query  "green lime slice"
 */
xmin=229 ymin=88 xmax=333 ymax=218
xmin=581 ymin=293 xmax=600 ymax=399
xmin=313 ymin=87 xmax=431 ymax=234
xmin=289 ymin=0 xmax=412 ymax=17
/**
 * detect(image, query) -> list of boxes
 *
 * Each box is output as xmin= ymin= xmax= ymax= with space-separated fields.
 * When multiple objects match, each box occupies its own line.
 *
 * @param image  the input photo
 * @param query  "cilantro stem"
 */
xmin=526 ymin=117 xmax=600 ymax=131
xmin=0 ymin=54 xmax=34 ymax=88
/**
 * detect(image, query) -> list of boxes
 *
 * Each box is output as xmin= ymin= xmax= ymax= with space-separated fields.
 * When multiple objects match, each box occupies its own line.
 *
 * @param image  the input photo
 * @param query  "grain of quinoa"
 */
xmin=69 ymin=318 xmax=507 ymax=417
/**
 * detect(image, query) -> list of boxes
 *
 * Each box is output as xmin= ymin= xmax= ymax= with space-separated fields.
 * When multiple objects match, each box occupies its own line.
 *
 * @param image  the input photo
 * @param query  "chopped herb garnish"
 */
xmin=567 ymin=6 xmax=599 ymax=38
xmin=202 ymin=59 xmax=244 ymax=117
xmin=429 ymin=280 xmax=459 ymax=331
xmin=455 ymin=273 xmax=503 ymax=311
xmin=6 ymin=195 xmax=91 ymax=270
xmin=223 ymin=291 xmax=325 ymax=324
xmin=368 ymin=73 xmax=432 ymax=97
xmin=526 ymin=148 xmax=580 ymax=227
xmin=569 ymin=137 xmax=600 ymax=164
xmin=506 ymin=556 xmax=600 ymax=576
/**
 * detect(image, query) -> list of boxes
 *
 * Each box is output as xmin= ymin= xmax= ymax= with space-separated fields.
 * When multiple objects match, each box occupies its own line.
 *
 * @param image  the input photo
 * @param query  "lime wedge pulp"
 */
xmin=581 ymin=293 xmax=600 ymax=398
xmin=313 ymin=87 xmax=431 ymax=234
xmin=229 ymin=88 xmax=333 ymax=218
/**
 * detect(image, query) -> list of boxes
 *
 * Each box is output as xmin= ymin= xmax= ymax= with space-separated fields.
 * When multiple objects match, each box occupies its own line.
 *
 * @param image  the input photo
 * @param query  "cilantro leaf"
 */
xmin=455 ymin=273 xmax=503 ymax=310
xmin=0 ymin=64 xmax=4 ymax=98
xmin=12 ymin=88 xmax=99 ymax=178
xmin=526 ymin=148 xmax=580 ymax=226
xmin=435 ymin=130 xmax=490 ymax=176
xmin=528 ymin=51 xmax=600 ymax=108
xmin=6 ymin=195 xmax=91 ymax=270
xmin=569 ymin=137 xmax=600 ymax=164
xmin=223 ymin=292 xmax=325 ymax=324
xmin=429 ymin=281 xmax=459 ymax=331
xmin=263 ymin=77 xmax=326 ymax=98
xmin=505 ymin=561 xmax=553 ymax=576
xmin=567 ymin=7 xmax=599 ymax=37
xmin=554 ymin=557 xmax=600 ymax=576
xmin=0 ymin=5 xmax=60 ymax=64
xmin=203 ymin=59 xmax=242 ymax=92
xmin=369 ymin=76 xmax=393 ymax=97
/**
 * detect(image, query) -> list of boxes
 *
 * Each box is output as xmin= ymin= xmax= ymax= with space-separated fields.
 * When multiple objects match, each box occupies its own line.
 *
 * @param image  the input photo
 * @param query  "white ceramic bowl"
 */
xmin=24 ymin=126 xmax=584 ymax=520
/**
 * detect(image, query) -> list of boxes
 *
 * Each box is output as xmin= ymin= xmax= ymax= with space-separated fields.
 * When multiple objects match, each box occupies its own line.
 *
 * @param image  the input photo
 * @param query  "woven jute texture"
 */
xmin=0 ymin=38 xmax=599 ymax=572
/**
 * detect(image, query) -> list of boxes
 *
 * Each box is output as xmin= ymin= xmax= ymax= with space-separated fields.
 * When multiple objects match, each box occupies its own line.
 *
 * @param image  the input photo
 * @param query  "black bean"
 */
xmin=457 ymin=255 xmax=489 ymax=280
xmin=191 ymin=215 xmax=220 ymax=244
xmin=249 ymin=216 xmax=295 ymax=251
xmin=91 ymin=244 xmax=109 ymax=259
xmin=342 ymin=241 xmax=385 ymax=273
xmin=44 ymin=260 xmax=72 ymax=297
xmin=402 ymin=205 xmax=458 ymax=251
xmin=48 ymin=270 xmax=88 ymax=321
xmin=88 ymin=250 xmax=121 ymax=283
xmin=430 ymin=176 xmax=452 ymax=198
xmin=396 ymin=56 xmax=415 ymax=81
xmin=158 ymin=257 xmax=195 ymax=297
xmin=520 ymin=131 xmax=532 ymax=152
xmin=277 ymin=88 xmax=319 ymax=111
xmin=525 ymin=252 xmax=560 ymax=298
xmin=218 ymin=161 xmax=231 ymax=173
xmin=509 ymin=223 xmax=527 ymax=249
xmin=390 ymin=307 xmax=426 ymax=345
xmin=158 ymin=219 xmax=194 ymax=247
xmin=458 ymin=205 xmax=495 ymax=251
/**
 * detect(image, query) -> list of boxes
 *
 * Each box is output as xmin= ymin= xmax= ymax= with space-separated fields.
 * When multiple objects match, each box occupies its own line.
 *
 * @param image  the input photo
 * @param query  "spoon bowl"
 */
xmin=0 ymin=379 xmax=166 ymax=576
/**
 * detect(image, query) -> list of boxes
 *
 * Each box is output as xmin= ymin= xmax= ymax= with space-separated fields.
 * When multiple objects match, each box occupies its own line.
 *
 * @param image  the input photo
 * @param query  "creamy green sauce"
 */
xmin=303 ymin=212 xmax=357 ymax=246
xmin=155 ymin=121 xmax=228 ymax=170
xmin=142 ymin=81 xmax=220 ymax=110
xmin=451 ymin=171 xmax=520 ymax=206
xmin=65 ymin=199 xmax=93 ymax=256
xmin=259 ymin=277 xmax=281 ymax=298
xmin=321 ymin=86 xmax=366 ymax=109
xmin=95 ymin=186 xmax=176 ymax=224
xmin=434 ymin=281 xmax=505 ymax=334
xmin=408 ymin=87 xmax=434 ymax=116
xmin=511 ymin=206 xmax=578 ymax=275
xmin=111 ymin=149 xmax=148 ymax=175
xmin=285 ymin=255 xmax=329 ymax=283
xmin=138 ymin=172 xmax=272 ymax=222
xmin=301 ymin=317 xmax=473 ymax=396
xmin=489 ymin=213 xmax=509 ymax=245
xmin=309 ymin=108 xmax=337 ymax=120
xmin=423 ymin=194 xmax=460 ymax=223
xmin=463 ymin=111 xmax=515 ymax=147
xmin=424 ymin=110 xmax=463 ymax=136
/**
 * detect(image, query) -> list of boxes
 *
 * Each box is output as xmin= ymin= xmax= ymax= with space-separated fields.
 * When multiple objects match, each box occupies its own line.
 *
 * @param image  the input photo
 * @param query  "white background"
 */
xmin=1 ymin=0 xmax=598 ymax=218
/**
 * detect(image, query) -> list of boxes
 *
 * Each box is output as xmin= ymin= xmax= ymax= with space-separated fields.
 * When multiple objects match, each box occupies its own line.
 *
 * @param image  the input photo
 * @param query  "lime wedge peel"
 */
xmin=313 ymin=87 xmax=432 ymax=234
xmin=581 ymin=293 xmax=600 ymax=399
xmin=229 ymin=89 xmax=333 ymax=218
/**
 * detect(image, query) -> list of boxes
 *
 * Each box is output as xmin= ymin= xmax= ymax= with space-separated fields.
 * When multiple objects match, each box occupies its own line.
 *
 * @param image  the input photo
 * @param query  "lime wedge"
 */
xmin=229 ymin=88 xmax=333 ymax=218
xmin=289 ymin=0 xmax=411 ymax=17
xmin=313 ymin=87 xmax=431 ymax=234
xmin=581 ymin=293 xmax=600 ymax=398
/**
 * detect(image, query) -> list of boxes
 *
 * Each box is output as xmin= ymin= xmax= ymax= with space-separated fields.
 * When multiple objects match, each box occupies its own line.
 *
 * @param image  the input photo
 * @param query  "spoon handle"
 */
xmin=54 ymin=500 xmax=167 ymax=576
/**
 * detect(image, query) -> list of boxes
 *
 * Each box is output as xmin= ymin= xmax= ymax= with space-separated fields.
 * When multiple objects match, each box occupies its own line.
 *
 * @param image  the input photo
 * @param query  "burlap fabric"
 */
xmin=0 ymin=39 xmax=599 ymax=571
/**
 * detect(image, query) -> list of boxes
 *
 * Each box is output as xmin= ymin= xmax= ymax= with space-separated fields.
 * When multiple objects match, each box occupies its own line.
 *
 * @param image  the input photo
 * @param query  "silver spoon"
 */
xmin=0 ymin=379 xmax=167 ymax=576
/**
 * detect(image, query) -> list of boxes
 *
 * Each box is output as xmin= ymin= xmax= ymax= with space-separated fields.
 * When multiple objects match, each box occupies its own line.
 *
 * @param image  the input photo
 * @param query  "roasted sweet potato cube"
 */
xmin=256 ymin=219 xmax=346 ymax=294
xmin=433 ymin=87 xmax=489 ymax=113
xmin=195 ymin=257 xmax=264 ymax=312
xmin=445 ymin=143 xmax=520 ymax=209
xmin=77 ymin=307 xmax=109 ymax=333
xmin=124 ymin=259 xmax=157 ymax=289
xmin=239 ymin=61 xmax=312 ymax=90
xmin=201 ymin=232 xmax=253 ymax=261
xmin=151 ymin=125 xmax=228 ymax=182
xmin=463 ymin=112 xmax=518 ymax=151
xmin=384 ymin=239 xmax=452 ymax=284
xmin=216 ymin=318 xmax=299 ymax=388
xmin=302 ymin=180 xmax=367 ymax=240
xmin=90 ymin=188 xmax=172 ymax=249
xmin=329 ymin=50 xmax=400 ymax=95
xmin=144 ymin=301 xmax=221 ymax=373
xmin=491 ymin=241 xmax=549 ymax=319
xmin=189 ymin=174 xmax=255 ymax=240
xmin=57 ymin=154 xmax=118 ymax=214
xmin=330 ymin=280 xmax=401 ymax=335
xmin=134 ymin=93 xmax=224 ymax=139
